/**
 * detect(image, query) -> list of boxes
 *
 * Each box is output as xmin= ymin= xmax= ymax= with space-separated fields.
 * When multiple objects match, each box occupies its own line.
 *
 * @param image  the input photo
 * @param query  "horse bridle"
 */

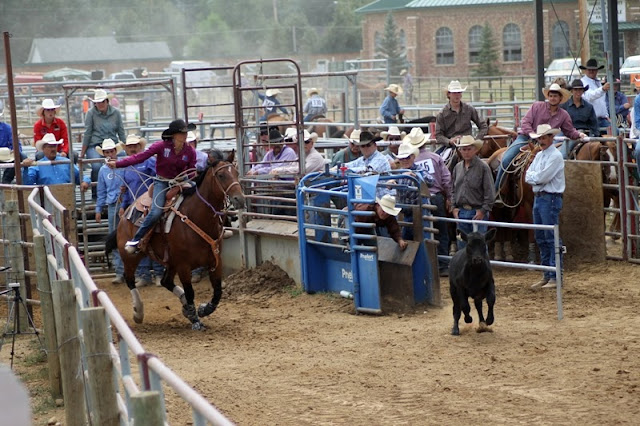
xmin=210 ymin=162 xmax=241 ymax=198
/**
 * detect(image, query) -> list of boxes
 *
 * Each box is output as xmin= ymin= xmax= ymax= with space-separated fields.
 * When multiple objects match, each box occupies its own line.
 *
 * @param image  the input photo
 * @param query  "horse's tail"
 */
xmin=104 ymin=230 xmax=118 ymax=268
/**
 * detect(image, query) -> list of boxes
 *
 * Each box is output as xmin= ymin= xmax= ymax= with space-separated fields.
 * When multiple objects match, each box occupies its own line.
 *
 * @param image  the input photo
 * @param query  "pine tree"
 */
xmin=375 ymin=12 xmax=409 ymax=80
xmin=472 ymin=23 xmax=502 ymax=77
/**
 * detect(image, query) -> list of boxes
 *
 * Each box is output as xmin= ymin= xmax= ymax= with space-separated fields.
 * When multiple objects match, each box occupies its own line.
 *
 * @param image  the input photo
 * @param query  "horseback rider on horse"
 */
xmin=303 ymin=88 xmax=327 ymax=123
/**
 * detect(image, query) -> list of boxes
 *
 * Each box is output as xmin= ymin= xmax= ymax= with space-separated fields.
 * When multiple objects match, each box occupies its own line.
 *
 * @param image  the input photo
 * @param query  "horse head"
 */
xmin=199 ymin=150 xmax=245 ymax=211
xmin=481 ymin=120 xmax=518 ymax=158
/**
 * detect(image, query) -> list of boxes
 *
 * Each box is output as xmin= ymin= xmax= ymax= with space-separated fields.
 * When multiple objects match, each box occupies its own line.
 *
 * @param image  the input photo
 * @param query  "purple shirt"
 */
xmin=116 ymin=139 xmax=196 ymax=179
xmin=415 ymin=149 xmax=452 ymax=200
xmin=520 ymin=101 xmax=581 ymax=140
xmin=250 ymin=146 xmax=298 ymax=174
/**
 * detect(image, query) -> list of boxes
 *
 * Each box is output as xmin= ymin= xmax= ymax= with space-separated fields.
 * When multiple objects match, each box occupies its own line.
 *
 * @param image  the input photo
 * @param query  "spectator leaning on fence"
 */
xmin=272 ymin=130 xmax=324 ymax=175
xmin=560 ymin=79 xmax=599 ymax=159
xmin=0 ymin=106 xmax=25 ymax=184
xmin=342 ymin=131 xmax=390 ymax=174
xmin=247 ymin=129 xmax=297 ymax=175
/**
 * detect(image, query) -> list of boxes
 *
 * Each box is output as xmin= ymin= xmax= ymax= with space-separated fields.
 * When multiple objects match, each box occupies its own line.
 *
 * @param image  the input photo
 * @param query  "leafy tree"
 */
xmin=317 ymin=0 xmax=364 ymax=53
xmin=471 ymin=23 xmax=501 ymax=77
xmin=374 ymin=12 xmax=408 ymax=80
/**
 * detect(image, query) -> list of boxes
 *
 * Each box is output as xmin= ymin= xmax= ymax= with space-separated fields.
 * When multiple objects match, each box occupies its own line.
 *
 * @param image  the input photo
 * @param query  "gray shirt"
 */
xmin=82 ymin=105 xmax=126 ymax=148
xmin=452 ymin=155 xmax=495 ymax=214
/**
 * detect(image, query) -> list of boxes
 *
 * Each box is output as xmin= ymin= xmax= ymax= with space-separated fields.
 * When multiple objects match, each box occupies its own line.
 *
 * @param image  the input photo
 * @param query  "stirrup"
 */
xmin=124 ymin=240 xmax=139 ymax=254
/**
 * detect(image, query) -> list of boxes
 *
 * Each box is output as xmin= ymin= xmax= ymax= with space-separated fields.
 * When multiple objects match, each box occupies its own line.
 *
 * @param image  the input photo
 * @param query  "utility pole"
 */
xmin=273 ymin=0 xmax=279 ymax=24
xmin=579 ymin=0 xmax=591 ymax=65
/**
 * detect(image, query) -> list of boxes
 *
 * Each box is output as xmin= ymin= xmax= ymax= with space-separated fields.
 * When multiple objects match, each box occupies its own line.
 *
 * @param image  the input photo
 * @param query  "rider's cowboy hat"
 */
xmin=36 ymin=133 xmax=63 ymax=151
xmin=395 ymin=143 xmax=417 ymax=160
xmin=268 ymin=129 xmax=284 ymax=143
xmin=161 ymin=119 xmax=196 ymax=140
xmin=384 ymin=84 xmax=403 ymax=95
xmin=347 ymin=129 xmax=362 ymax=144
xmin=96 ymin=138 xmax=123 ymax=156
xmin=403 ymin=127 xmax=428 ymax=149
xmin=122 ymin=134 xmax=146 ymax=150
xmin=265 ymin=89 xmax=282 ymax=97
xmin=529 ymin=124 xmax=561 ymax=139
xmin=186 ymin=131 xmax=197 ymax=143
xmin=568 ymin=79 xmax=588 ymax=91
xmin=400 ymin=69 xmax=407 ymax=76
xmin=542 ymin=83 xmax=571 ymax=104
xmin=306 ymin=88 xmax=320 ymax=97
xmin=376 ymin=194 xmax=402 ymax=216
xmin=381 ymin=126 xmax=406 ymax=142
xmin=88 ymin=89 xmax=112 ymax=103
xmin=36 ymin=98 xmax=61 ymax=117
xmin=579 ymin=58 xmax=604 ymax=71
xmin=0 ymin=148 xmax=13 ymax=163
xmin=446 ymin=80 xmax=467 ymax=93
xmin=353 ymin=130 xmax=376 ymax=146
xmin=455 ymin=135 xmax=483 ymax=150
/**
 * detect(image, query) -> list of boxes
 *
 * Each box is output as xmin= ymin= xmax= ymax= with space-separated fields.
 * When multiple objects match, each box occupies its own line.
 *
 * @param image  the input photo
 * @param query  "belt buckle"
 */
xmin=462 ymin=204 xmax=473 ymax=210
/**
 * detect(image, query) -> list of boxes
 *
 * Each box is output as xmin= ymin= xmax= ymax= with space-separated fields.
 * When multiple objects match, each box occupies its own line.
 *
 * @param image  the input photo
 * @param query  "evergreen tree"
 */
xmin=375 ymin=12 xmax=409 ymax=81
xmin=472 ymin=23 xmax=501 ymax=77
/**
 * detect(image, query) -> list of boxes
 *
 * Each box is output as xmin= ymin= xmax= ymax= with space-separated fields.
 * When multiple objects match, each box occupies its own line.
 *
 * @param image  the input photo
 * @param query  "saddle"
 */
xmin=568 ymin=141 xmax=587 ymax=160
xmin=133 ymin=181 xmax=194 ymax=213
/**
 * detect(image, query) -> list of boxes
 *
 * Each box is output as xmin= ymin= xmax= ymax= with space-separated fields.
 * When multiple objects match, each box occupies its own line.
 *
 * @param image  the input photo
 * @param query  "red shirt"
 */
xmin=33 ymin=117 xmax=69 ymax=154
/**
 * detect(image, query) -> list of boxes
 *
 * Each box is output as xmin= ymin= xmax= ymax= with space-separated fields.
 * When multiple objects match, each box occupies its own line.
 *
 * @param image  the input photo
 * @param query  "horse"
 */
xmin=307 ymin=115 xmax=344 ymax=138
xmin=266 ymin=113 xmax=290 ymax=135
xmin=109 ymin=150 xmax=245 ymax=330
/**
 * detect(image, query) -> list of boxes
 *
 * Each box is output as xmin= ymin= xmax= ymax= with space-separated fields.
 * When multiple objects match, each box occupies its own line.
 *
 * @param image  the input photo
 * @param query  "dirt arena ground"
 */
xmin=3 ymin=258 xmax=640 ymax=425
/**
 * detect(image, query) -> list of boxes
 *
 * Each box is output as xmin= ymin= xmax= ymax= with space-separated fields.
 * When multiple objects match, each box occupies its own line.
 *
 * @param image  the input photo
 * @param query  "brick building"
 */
xmin=356 ymin=0 xmax=640 ymax=77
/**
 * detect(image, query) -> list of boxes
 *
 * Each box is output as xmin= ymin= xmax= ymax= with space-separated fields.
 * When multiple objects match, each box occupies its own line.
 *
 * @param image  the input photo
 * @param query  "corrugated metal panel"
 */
xmin=356 ymin=0 xmax=414 ymax=14
xmin=358 ymin=0 xmax=576 ymax=12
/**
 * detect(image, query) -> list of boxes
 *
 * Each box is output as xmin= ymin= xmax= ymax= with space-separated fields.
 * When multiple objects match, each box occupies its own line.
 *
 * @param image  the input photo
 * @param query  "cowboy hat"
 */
xmin=268 ymin=129 xmax=284 ymax=143
xmin=376 ymin=194 xmax=402 ymax=216
xmin=123 ymin=134 xmax=146 ymax=150
xmin=446 ymin=80 xmax=467 ymax=93
xmin=306 ymin=88 xmax=320 ymax=97
xmin=161 ymin=119 xmax=196 ymax=140
xmin=396 ymin=143 xmax=417 ymax=160
xmin=88 ymin=89 xmax=112 ymax=103
xmin=542 ymin=83 xmax=571 ymax=104
xmin=353 ymin=131 xmax=375 ymax=146
xmin=265 ymin=88 xmax=282 ymax=97
xmin=384 ymin=84 xmax=403 ymax=95
xmin=186 ymin=131 xmax=197 ymax=143
xmin=455 ymin=135 xmax=483 ymax=150
xmin=304 ymin=130 xmax=318 ymax=143
xmin=568 ymin=79 xmax=588 ymax=91
xmin=283 ymin=127 xmax=298 ymax=142
xmin=0 ymin=147 xmax=13 ymax=163
xmin=403 ymin=127 xmax=428 ymax=149
xmin=579 ymin=58 xmax=604 ymax=70
xmin=36 ymin=98 xmax=61 ymax=117
xmin=529 ymin=124 xmax=561 ymax=139
xmin=35 ymin=133 xmax=63 ymax=151
xmin=96 ymin=138 xmax=123 ymax=156
xmin=381 ymin=126 xmax=406 ymax=142
xmin=347 ymin=129 xmax=362 ymax=144
xmin=400 ymin=69 xmax=407 ymax=76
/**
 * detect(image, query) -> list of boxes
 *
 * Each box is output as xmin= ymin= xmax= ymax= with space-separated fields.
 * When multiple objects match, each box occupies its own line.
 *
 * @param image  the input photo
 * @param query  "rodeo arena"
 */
xmin=1 ymin=9 xmax=640 ymax=426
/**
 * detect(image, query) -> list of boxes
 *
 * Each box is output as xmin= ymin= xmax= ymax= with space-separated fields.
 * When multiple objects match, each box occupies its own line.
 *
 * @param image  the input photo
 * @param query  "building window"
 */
xmin=436 ymin=27 xmax=454 ymax=65
xmin=552 ymin=21 xmax=570 ymax=59
xmin=468 ymin=25 xmax=483 ymax=64
xmin=399 ymin=29 xmax=406 ymax=49
xmin=374 ymin=31 xmax=381 ymax=50
xmin=503 ymin=23 xmax=521 ymax=62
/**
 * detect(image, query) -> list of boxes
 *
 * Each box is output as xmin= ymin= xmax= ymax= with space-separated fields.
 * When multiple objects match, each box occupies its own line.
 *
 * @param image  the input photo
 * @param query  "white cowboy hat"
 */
xmin=455 ymin=135 xmax=483 ymax=150
xmin=396 ymin=143 xmax=417 ymax=160
xmin=36 ymin=133 xmax=63 ymax=151
xmin=265 ymin=88 xmax=282 ymax=97
xmin=376 ymin=194 xmax=402 ymax=216
xmin=122 ymin=134 xmax=147 ymax=150
xmin=384 ymin=84 xmax=403 ymax=95
xmin=400 ymin=69 xmax=407 ymax=76
xmin=347 ymin=129 xmax=362 ymax=144
xmin=0 ymin=147 xmax=13 ymax=163
xmin=542 ymin=83 xmax=571 ymax=104
xmin=381 ymin=126 xmax=406 ymax=142
xmin=283 ymin=127 xmax=298 ymax=142
xmin=96 ymin=138 xmax=123 ymax=156
xmin=89 ymin=89 xmax=111 ymax=103
xmin=36 ymin=98 xmax=61 ymax=116
xmin=446 ymin=80 xmax=467 ymax=93
xmin=304 ymin=130 xmax=318 ymax=143
xmin=186 ymin=131 xmax=197 ymax=143
xmin=403 ymin=127 xmax=428 ymax=149
xmin=306 ymin=87 xmax=320 ymax=97
xmin=529 ymin=124 xmax=561 ymax=139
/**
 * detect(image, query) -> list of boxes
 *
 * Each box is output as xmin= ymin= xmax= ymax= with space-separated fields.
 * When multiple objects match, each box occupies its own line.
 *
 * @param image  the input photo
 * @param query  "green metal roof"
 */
xmin=356 ymin=0 xmax=413 ymax=14
xmin=618 ymin=21 xmax=640 ymax=31
xmin=357 ymin=0 xmax=575 ymax=14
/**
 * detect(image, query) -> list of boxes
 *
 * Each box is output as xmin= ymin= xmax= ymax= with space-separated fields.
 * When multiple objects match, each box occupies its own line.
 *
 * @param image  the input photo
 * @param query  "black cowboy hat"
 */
xmin=579 ymin=58 xmax=604 ymax=71
xmin=161 ymin=119 xmax=196 ymax=140
xmin=354 ymin=130 xmax=375 ymax=146
xmin=268 ymin=129 xmax=284 ymax=143
xmin=568 ymin=79 xmax=589 ymax=91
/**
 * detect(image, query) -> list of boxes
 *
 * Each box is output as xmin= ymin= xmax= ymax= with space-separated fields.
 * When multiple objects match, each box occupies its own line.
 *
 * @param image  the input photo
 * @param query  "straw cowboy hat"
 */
xmin=161 ymin=119 xmax=196 ymax=140
xmin=381 ymin=126 xmax=406 ymax=142
xmin=347 ymin=129 xmax=362 ymax=144
xmin=36 ymin=98 xmax=61 ymax=117
xmin=0 ymin=147 xmax=13 ymax=163
xmin=88 ymin=89 xmax=112 ymax=103
xmin=403 ymin=127 xmax=428 ymax=149
xmin=265 ymin=89 xmax=282 ymax=97
xmin=353 ymin=131 xmax=375 ymax=146
xmin=36 ymin=133 xmax=63 ymax=151
xmin=529 ymin=124 xmax=561 ymax=139
xmin=306 ymin=88 xmax=320 ymax=97
xmin=384 ymin=84 xmax=403 ymax=95
xmin=568 ymin=79 xmax=588 ymax=91
xmin=376 ymin=194 xmax=402 ymax=216
xmin=123 ymin=134 xmax=146 ymax=150
xmin=579 ymin=58 xmax=604 ymax=71
xmin=542 ymin=83 xmax=571 ymax=104
xmin=395 ymin=143 xmax=417 ymax=160
xmin=446 ymin=80 xmax=467 ymax=93
xmin=96 ymin=138 xmax=123 ymax=156
xmin=186 ymin=131 xmax=197 ymax=143
xmin=455 ymin=135 xmax=483 ymax=150
xmin=304 ymin=130 xmax=318 ymax=143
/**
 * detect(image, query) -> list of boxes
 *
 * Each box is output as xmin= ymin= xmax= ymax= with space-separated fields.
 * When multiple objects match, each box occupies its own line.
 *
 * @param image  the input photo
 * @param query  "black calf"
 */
xmin=448 ymin=229 xmax=497 ymax=336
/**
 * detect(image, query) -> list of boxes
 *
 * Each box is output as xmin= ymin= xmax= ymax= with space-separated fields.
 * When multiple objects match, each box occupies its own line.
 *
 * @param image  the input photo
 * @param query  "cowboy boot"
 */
xmin=504 ymin=241 xmax=514 ymax=262
xmin=493 ymin=241 xmax=503 ymax=261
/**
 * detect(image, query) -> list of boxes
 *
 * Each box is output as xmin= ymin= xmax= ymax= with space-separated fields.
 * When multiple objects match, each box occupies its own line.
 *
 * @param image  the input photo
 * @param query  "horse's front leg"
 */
xmin=176 ymin=266 xmax=204 ymax=330
xmin=198 ymin=264 xmax=222 ymax=318
xmin=123 ymin=253 xmax=144 ymax=324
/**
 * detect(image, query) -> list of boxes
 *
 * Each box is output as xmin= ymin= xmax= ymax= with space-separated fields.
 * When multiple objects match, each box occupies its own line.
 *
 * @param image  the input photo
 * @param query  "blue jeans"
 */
xmin=495 ymin=134 xmax=529 ymax=191
xmin=137 ymin=257 xmax=165 ymax=281
xmin=132 ymin=178 xmax=168 ymax=242
xmin=456 ymin=207 xmax=488 ymax=249
xmin=533 ymin=193 xmax=563 ymax=280
xmin=85 ymin=146 xmax=103 ymax=197
xmin=2 ymin=152 xmax=26 ymax=184
xmin=107 ymin=203 xmax=124 ymax=276
xmin=598 ymin=117 xmax=610 ymax=132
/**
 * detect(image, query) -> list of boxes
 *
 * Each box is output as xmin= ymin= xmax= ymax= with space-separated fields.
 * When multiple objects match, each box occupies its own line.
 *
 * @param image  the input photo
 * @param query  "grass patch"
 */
xmin=285 ymin=284 xmax=304 ymax=297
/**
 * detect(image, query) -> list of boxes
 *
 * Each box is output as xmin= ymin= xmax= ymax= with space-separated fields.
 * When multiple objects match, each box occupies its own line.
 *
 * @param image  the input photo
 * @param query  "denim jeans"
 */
xmin=107 ymin=203 xmax=124 ymax=276
xmin=137 ymin=257 xmax=165 ymax=281
xmin=495 ymin=134 xmax=529 ymax=191
xmin=533 ymin=193 xmax=563 ymax=280
xmin=85 ymin=146 xmax=103 ymax=198
xmin=132 ymin=178 xmax=168 ymax=242
xmin=456 ymin=207 xmax=488 ymax=249
xmin=2 ymin=152 xmax=26 ymax=184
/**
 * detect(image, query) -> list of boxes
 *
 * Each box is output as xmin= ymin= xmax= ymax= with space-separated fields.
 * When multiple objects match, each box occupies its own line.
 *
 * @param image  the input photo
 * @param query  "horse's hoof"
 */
xmin=182 ymin=304 xmax=198 ymax=322
xmin=464 ymin=315 xmax=473 ymax=324
xmin=451 ymin=327 xmax=460 ymax=336
xmin=191 ymin=321 xmax=205 ymax=331
xmin=198 ymin=302 xmax=216 ymax=318
xmin=133 ymin=308 xmax=144 ymax=324
xmin=476 ymin=322 xmax=492 ymax=333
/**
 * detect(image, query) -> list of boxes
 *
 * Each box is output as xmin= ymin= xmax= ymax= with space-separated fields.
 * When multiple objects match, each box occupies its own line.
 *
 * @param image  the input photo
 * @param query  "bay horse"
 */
xmin=307 ymin=115 xmax=344 ymax=138
xmin=110 ymin=150 xmax=245 ymax=330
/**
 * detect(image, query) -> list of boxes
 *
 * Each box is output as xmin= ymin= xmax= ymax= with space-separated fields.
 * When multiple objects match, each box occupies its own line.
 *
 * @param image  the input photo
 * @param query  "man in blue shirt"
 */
xmin=23 ymin=133 xmax=91 ymax=188
xmin=0 ymin=109 xmax=25 ymax=184
xmin=258 ymin=89 xmax=289 ymax=122
xmin=379 ymin=84 xmax=404 ymax=124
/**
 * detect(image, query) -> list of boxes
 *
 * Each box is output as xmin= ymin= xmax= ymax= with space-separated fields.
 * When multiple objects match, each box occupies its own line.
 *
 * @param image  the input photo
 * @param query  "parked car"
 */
xmin=620 ymin=55 xmax=640 ymax=93
xmin=544 ymin=58 xmax=582 ymax=86
xmin=107 ymin=71 xmax=137 ymax=80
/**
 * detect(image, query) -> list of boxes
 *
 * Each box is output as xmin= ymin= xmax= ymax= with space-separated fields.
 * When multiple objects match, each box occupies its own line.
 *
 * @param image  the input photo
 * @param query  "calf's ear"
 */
xmin=457 ymin=229 xmax=468 ymax=242
xmin=485 ymin=228 xmax=497 ymax=243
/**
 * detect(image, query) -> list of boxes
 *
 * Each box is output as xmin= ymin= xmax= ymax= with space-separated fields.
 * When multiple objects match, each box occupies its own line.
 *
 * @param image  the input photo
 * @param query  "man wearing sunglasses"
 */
xmin=272 ymin=130 xmax=324 ymax=174
xmin=343 ymin=131 xmax=390 ymax=174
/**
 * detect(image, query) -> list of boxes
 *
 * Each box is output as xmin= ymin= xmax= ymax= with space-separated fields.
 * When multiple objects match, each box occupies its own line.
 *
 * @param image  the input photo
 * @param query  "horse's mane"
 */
xmin=193 ymin=148 xmax=225 ymax=188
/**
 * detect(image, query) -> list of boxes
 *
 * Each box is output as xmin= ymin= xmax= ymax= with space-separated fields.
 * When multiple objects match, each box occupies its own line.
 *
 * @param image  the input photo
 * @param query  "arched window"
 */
xmin=436 ymin=27 xmax=454 ymax=65
xmin=399 ymin=29 xmax=406 ymax=49
xmin=552 ymin=21 xmax=570 ymax=59
xmin=374 ymin=31 xmax=381 ymax=50
xmin=468 ymin=25 xmax=483 ymax=64
xmin=503 ymin=23 xmax=521 ymax=62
